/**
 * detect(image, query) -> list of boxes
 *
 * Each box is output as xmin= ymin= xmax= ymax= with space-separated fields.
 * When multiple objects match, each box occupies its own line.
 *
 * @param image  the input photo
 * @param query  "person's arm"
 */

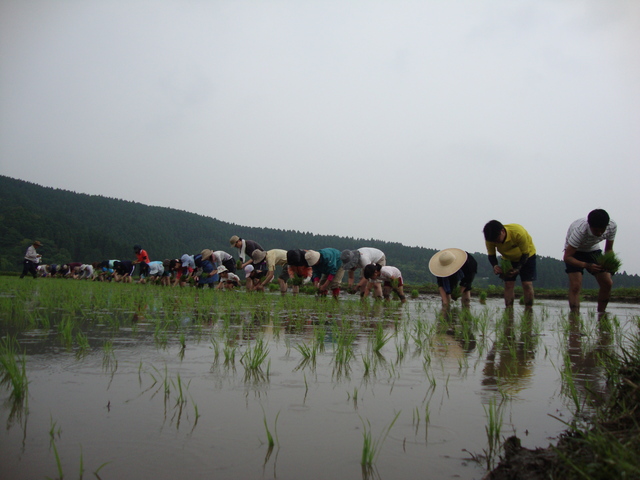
xmin=563 ymin=245 xmax=602 ymax=273
xmin=604 ymin=239 xmax=614 ymax=254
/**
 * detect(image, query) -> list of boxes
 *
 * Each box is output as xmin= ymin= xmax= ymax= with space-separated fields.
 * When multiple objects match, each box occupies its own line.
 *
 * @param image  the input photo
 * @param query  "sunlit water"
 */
xmin=1 ymin=281 xmax=638 ymax=480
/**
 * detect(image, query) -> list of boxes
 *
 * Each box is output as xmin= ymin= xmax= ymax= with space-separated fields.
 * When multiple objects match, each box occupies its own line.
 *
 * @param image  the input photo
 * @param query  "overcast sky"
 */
xmin=1 ymin=1 xmax=639 ymax=274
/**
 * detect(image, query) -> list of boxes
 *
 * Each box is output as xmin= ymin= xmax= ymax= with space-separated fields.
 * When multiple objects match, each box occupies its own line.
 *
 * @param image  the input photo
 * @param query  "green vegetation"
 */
xmin=596 ymin=251 xmax=622 ymax=274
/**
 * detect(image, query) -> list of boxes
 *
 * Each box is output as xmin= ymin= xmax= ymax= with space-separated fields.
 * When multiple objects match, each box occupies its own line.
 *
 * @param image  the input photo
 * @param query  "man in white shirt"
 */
xmin=563 ymin=209 xmax=617 ymax=315
xmin=21 ymin=241 xmax=42 ymax=279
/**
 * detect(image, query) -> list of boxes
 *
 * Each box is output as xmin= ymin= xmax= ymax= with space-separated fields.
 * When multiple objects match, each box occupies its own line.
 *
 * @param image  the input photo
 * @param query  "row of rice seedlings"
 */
xmin=332 ymin=323 xmax=357 ymax=377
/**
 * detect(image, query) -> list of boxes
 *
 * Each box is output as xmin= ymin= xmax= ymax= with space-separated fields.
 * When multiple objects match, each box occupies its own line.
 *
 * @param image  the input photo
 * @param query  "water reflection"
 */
xmin=481 ymin=308 xmax=537 ymax=397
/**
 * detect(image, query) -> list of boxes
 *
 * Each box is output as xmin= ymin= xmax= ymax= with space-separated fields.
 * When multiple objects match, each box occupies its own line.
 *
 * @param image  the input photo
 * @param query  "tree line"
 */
xmin=2 ymin=175 xmax=639 ymax=289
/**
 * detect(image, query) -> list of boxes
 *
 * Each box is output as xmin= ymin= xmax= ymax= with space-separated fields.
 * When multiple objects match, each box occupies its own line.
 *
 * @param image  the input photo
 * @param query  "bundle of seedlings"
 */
xmin=596 ymin=251 xmax=622 ymax=274
xmin=499 ymin=257 xmax=513 ymax=280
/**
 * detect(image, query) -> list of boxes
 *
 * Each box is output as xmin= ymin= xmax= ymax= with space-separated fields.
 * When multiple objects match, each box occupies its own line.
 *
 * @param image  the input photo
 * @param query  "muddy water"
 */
xmin=1 ymin=290 xmax=638 ymax=480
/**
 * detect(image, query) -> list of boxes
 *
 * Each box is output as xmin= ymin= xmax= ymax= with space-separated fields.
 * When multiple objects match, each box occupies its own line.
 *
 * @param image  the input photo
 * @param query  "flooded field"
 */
xmin=1 ymin=277 xmax=638 ymax=480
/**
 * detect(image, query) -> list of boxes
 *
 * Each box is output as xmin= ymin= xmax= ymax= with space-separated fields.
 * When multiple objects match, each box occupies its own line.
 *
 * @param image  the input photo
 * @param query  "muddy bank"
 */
xmin=486 ymin=336 xmax=640 ymax=480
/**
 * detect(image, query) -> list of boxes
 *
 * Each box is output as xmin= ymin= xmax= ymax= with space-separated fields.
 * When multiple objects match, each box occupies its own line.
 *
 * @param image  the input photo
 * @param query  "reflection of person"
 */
xmin=305 ymin=249 xmax=345 ymax=299
xmin=21 ymin=241 xmax=43 ymax=279
xmin=362 ymin=264 xmax=407 ymax=303
xmin=429 ymin=249 xmax=477 ymax=308
xmin=483 ymin=220 xmax=536 ymax=308
xmin=563 ymin=209 xmax=617 ymax=315
xmin=341 ymin=247 xmax=386 ymax=294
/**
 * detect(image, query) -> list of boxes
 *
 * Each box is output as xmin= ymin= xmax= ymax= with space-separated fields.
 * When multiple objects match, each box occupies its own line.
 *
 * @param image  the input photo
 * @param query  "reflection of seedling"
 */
xmin=596 ymin=251 xmax=622 ymax=274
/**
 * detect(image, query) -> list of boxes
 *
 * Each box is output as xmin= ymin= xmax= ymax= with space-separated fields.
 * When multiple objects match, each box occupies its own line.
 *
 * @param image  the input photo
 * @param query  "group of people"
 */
xmin=20 ymin=209 xmax=618 ymax=314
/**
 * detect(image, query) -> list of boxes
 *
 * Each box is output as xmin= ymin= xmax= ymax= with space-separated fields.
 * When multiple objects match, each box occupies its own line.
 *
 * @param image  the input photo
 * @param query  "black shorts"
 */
xmin=504 ymin=255 xmax=537 ymax=282
xmin=565 ymin=250 xmax=602 ymax=275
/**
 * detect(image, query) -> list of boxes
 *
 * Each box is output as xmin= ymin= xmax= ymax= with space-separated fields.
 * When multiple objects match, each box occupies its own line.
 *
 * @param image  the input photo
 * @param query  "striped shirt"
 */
xmin=565 ymin=218 xmax=617 ymax=252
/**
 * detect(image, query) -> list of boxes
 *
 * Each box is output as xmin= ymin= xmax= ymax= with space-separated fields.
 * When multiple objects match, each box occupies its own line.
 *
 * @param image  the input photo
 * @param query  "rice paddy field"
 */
xmin=1 ymin=277 xmax=639 ymax=480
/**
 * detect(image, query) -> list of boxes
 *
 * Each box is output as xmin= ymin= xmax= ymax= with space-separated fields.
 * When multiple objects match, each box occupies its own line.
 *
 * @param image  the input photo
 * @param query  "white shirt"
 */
xmin=358 ymin=248 xmax=386 ymax=267
xmin=565 ymin=218 xmax=617 ymax=252
xmin=380 ymin=266 xmax=402 ymax=281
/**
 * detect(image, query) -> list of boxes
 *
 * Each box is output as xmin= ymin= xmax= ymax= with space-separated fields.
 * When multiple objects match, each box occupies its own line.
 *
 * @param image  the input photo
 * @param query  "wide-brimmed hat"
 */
xmin=305 ymin=250 xmax=321 ymax=267
xmin=216 ymin=265 xmax=228 ymax=274
xmin=229 ymin=235 xmax=240 ymax=246
xmin=200 ymin=249 xmax=213 ymax=260
xmin=429 ymin=248 xmax=467 ymax=277
xmin=180 ymin=254 xmax=192 ymax=267
xmin=252 ymin=249 xmax=267 ymax=264
xmin=33 ymin=241 xmax=43 ymax=247
xmin=340 ymin=249 xmax=360 ymax=270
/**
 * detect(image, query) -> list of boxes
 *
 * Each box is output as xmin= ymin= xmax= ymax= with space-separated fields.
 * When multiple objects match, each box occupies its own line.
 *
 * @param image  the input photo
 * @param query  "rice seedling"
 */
xmin=360 ymin=411 xmax=401 ymax=467
xmin=0 ymin=336 xmax=29 ymax=405
xmin=596 ymin=251 xmax=622 ymax=274
xmin=483 ymin=397 xmax=504 ymax=469
xmin=370 ymin=323 xmax=392 ymax=354
xmin=410 ymin=289 xmax=419 ymax=299
xmin=261 ymin=406 xmax=280 ymax=448
xmin=499 ymin=257 xmax=513 ymax=278
xmin=240 ymin=338 xmax=270 ymax=371
xmin=479 ymin=291 xmax=487 ymax=305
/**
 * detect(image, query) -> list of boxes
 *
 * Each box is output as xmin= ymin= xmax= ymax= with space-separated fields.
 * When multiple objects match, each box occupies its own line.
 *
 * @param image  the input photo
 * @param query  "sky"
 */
xmin=1 ymin=1 xmax=639 ymax=274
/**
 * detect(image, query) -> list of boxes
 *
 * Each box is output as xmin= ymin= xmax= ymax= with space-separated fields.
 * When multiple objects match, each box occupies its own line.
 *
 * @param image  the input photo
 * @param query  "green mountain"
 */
xmin=1 ymin=175 xmax=638 ymax=289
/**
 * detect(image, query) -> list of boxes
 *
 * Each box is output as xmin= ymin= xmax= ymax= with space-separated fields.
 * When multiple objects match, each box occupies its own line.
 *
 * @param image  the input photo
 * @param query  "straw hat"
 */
xmin=252 ymin=249 xmax=267 ymax=264
xmin=229 ymin=235 xmax=240 ymax=246
xmin=216 ymin=265 xmax=228 ymax=274
xmin=429 ymin=248 xmax=467 ymax=277
xmin=304 ymin=250 xmax=321 ymax=267
xmin=200 ymin=249 xmax=213 ymax=260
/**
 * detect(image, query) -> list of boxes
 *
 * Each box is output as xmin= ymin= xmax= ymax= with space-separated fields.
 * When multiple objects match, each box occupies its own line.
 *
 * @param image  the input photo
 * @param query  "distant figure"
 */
xmin=176 ymin=254 xmax=196 ymax=286
xmin=251 ymin=249 xmax=289 ymax=294
xmin=305 ymin=248 xmax=344 ymax=299
xmin=341 ymin=247 xmax=386 ymax=295
xmin=196 ymin=250 xmax=219 ymax=288
xmin=76 ymin=264 xmax=95 ymax=280
xmin=362 ymin=264 xmax=407 ymax=303
xmin=212 ymin=250 xmax=237 ymax=273
xmin=229 ymin=236 xmax=264 ymax=269
xmin=139 ymin=260 xmax=164 ymax=284
xmin=286 ymin=249 xmax=312 ymax=294
xmin=20 ymin=240 xmax=42 ymax=279
xmin=215 ymin=266 xmax=241 ymax=290
xmin=429 ymin=249 xmax=477 ymax=308
xmin=113 ymin=260 xmax=135 ymax=283
xmin=133 ymin=245 xmax=150 ymax=278
xmin=484 ymin=220 xmax=536 ymax=308
xmin=563 ymin=209 xmax=617 ymax=315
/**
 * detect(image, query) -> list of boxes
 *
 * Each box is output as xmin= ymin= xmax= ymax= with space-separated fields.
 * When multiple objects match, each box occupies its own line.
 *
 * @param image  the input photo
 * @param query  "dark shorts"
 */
xmin=504 ymin=254 xmax=537 ymax=282
xmin=278 ymin=267 xmax=289 ymax=282
xmin=222 ymin=258 xmax=236 ymax=273
xmin=565 ymin=250 xmax=604 ymax=275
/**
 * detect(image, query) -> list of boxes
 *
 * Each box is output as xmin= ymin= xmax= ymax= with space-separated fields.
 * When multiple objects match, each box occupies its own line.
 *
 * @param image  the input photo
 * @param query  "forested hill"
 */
xmin=2 ymin=175 xmax=639 ymax=289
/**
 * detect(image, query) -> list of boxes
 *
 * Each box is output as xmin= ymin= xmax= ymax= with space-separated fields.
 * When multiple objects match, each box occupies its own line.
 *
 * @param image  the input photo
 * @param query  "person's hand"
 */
xmin=586 ymin=263 xmax=603 ymax=273
xmin=493 ymin=265 xmax=502 ymax=276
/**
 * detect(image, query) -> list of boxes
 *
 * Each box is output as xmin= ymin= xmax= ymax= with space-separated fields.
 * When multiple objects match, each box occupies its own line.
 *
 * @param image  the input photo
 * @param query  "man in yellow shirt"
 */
xmin=483 ymin=220 xmax=537 ymax=308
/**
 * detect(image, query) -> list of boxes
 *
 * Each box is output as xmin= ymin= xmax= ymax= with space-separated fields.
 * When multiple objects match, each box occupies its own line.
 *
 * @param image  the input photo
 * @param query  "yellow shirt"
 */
xmin=265 ymin=249 xmax=288 ymax=271
xmin=485 ymin=224 xmax=536 ymax=262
